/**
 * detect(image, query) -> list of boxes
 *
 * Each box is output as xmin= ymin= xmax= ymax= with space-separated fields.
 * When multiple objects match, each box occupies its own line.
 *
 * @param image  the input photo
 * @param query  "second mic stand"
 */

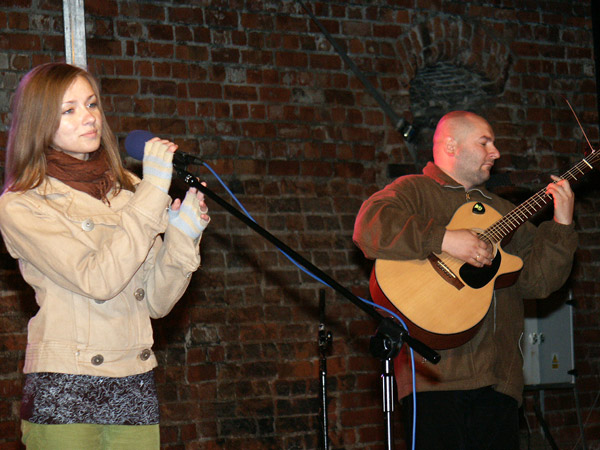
xmin=318 ymin=289 xmax=332 ymax=450
xmin=370 ymin=318 xmax=406 ymax=450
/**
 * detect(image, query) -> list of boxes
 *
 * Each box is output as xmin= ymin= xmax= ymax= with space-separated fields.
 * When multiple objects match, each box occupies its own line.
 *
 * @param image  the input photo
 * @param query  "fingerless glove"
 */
xmin=168 ymin=190 xmax=210 ymax=239
xmin=142 ymin=140 xmax=174 ymax=193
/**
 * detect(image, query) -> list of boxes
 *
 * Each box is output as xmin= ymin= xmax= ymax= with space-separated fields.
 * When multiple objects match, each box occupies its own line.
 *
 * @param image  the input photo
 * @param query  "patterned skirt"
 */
xmin=21 ymin=371 xmax=160 ymax=425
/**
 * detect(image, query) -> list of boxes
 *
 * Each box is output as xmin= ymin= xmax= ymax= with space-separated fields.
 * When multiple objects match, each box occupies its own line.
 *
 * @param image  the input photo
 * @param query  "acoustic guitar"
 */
xmin=371 ymin=149 xmax=598 ymax=350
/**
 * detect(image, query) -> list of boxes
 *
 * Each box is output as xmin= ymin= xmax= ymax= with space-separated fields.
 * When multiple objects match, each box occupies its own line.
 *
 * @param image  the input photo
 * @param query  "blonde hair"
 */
xmin=4 ymin=62 xmax=134 ymax=193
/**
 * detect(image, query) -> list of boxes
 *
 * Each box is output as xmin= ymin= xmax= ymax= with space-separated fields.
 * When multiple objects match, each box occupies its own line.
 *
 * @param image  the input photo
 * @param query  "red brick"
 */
xmin=0 ymin=3 xmax=597 ymax=450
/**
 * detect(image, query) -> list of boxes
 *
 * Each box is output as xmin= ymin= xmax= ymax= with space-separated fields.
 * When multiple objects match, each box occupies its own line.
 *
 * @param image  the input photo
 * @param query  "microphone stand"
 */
xmin=369 ymin=318 xmax=406 ymax=450
xmin=174 ymin=164 xmax=441 ymax=448
xmin=318 ymin=289 xmax=332 ymax=450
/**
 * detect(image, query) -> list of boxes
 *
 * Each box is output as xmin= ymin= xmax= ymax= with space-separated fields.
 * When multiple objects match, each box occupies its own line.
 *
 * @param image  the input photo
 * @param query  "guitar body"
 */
xmin=371 ymin=201 xmax=524 ymax=350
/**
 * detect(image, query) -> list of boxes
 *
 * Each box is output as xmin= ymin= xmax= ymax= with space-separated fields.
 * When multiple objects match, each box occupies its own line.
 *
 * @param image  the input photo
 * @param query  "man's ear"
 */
xmin=445 ymin=137 xmax=457 ymax=155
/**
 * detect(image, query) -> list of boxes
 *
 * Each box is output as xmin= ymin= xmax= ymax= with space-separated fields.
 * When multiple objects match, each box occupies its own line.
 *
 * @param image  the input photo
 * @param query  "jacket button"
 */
xmin=91 ymin=354 xmax=104 ymax=365
xmin=134 ymin=288 xmax=145 ymax=301
xmin=82 ymin=219 xmax=95 ymax=232
xmin=140 ymin=349 xmax=152 ymax=361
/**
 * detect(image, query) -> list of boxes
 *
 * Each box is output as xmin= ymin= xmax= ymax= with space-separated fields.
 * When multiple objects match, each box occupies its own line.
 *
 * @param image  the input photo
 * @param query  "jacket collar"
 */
xmin=422 ymin=161 xmax=492 ymax=200
xmin=32 ymin=177 xmax=132 ymax=223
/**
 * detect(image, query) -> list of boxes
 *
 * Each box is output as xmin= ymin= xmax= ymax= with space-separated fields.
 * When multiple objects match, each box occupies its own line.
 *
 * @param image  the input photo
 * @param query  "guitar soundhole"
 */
xmin=459 ymin=252 xmax=502 ymax=289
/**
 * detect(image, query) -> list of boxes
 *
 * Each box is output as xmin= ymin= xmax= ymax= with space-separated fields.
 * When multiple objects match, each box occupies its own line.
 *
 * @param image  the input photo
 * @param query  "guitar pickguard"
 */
xmin=459 ymin=251 xmax=502 ymax=289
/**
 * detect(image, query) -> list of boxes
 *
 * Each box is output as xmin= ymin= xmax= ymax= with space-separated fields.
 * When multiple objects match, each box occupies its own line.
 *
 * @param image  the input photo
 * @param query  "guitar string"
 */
xmin=481 ymin=97 xmax=598 ymax=245
xmin=480 ymin=150 xmax=599 ymax=245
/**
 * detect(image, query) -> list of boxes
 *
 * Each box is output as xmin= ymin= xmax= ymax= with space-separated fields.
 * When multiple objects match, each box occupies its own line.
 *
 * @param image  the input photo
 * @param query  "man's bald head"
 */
xmin=433 ymin=111 xmax=488 ymax=160
xmin=431 ymin=111 xmax=499 ymax=190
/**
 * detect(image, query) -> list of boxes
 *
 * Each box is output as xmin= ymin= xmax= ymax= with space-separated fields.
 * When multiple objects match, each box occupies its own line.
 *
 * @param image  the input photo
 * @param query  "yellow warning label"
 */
xmin=551 ymin=353 xmax=559 ymax=369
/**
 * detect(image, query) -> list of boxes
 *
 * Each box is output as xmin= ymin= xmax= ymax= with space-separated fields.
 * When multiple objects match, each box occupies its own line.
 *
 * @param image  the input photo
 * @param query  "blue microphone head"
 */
xmin=124 ymin=130 xmax=155 ymax=161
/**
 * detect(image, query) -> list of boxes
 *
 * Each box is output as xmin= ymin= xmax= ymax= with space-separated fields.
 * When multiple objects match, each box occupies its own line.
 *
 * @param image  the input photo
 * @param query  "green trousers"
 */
xmin=21 ymin=421 xmax=160 ymax=450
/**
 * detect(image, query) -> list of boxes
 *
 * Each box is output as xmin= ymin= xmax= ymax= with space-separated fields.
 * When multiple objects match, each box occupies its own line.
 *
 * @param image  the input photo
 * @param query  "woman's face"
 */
xmin=52 ymin=76 xmax=102 ymax=160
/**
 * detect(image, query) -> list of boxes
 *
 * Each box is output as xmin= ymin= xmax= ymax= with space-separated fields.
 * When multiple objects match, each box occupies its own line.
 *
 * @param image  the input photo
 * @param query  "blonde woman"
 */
xmin=0 ymin=62 xmax=209 ymax=449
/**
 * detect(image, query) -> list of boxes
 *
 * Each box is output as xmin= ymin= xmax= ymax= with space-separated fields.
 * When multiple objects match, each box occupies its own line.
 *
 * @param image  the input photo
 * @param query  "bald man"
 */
xmin=353 ymin=111 xmax=577 ymax=449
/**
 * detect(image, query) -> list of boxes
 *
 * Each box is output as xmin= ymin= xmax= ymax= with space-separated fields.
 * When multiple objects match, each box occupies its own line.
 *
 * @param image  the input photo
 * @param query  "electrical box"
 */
xmin=522 ymin=290 xmax=575 ymax=386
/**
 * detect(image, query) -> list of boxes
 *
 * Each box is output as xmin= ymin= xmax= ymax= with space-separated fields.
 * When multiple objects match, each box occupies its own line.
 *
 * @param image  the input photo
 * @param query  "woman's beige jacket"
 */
xmin=0 ymin=177 xmax=201 ymax=378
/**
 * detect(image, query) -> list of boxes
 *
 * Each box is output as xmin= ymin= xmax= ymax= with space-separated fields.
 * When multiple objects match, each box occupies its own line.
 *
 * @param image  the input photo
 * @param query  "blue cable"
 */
xmin=202 ymin=161 xmax=418 ymax=450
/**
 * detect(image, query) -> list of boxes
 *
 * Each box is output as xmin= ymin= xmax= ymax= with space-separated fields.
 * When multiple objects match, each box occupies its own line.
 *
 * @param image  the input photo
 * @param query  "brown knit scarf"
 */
xmin=46 ymin=147 xmax=114 ymax=201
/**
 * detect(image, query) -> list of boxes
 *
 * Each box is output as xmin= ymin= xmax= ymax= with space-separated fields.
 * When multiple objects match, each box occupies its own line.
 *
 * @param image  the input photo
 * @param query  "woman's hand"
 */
xmin=142 ymin=137 xmax=178 ymax=193
xmin=169 ymin=183 xmax=210 ymax=239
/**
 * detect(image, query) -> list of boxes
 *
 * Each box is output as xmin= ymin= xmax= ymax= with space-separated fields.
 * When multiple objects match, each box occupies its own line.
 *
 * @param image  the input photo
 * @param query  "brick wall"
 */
xmin=0 ymin=1 xmax=598 ymax=449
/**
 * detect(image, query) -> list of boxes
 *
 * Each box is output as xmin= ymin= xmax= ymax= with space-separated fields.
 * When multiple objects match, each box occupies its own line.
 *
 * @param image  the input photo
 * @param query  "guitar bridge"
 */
xmin=427 ymin=254 xmax=465 ymax=290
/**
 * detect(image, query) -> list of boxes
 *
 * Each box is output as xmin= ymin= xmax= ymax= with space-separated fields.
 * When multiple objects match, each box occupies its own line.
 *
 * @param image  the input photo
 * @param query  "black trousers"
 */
xmin=400 ymin=387 xmax=520 ymax=450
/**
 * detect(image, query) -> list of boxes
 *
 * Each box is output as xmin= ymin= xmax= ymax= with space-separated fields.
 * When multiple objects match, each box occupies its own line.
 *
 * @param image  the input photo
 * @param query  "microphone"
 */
xmin=124 ymin=130 xmax=202 ymax=167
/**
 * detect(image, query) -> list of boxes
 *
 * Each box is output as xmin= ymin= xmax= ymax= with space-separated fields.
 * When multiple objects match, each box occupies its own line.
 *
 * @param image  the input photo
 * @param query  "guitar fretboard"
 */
xmin=482 ymin=149 xmax=598 ymax=245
